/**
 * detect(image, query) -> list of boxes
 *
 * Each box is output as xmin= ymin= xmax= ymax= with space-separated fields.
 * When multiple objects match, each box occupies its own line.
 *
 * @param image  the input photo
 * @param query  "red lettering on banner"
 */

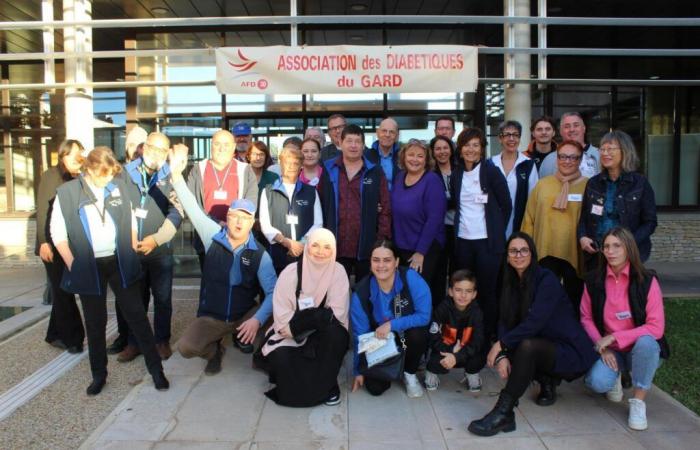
xmin=362 ymin=55 xmax=381 ymax=70
xmin=361 ymin=74 xmax=403 ymax=88
xmin=386 ymin=53 xmax=463 ymax=70
xmin=276 ymin=54 xmax=357 ymax=71
xmin=337 ymin=76 xmax=355 ymax=87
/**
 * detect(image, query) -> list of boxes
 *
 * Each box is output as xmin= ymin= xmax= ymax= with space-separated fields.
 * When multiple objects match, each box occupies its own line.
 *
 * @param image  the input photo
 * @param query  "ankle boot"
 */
xmin=468 ymin=390 xmax=517 ymax=436
xmin=536 ymin=376 xmax=557 ymax=406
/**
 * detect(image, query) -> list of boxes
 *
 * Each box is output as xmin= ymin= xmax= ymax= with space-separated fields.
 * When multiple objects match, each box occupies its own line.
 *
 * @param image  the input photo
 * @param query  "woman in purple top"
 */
xmin=391 ymin=139 xmax=447 ymax=307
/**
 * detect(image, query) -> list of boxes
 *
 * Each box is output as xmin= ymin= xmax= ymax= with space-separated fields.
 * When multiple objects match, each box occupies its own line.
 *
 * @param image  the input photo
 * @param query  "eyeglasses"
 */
xmin=600 ymin=146 xmax=621 ymax=154
xmin=500 ymin=132 xmax=521 ymax=139
xmin=508 ymin=247 xmax=531 ymax=257
xmin=328 ymin=124 xmax=346 ymax=132
xmin=145 ymin=143 xmax=168 ymax=154
xmin=227 ymin=212 xmax=254 ymax=222
xmin=557 ymin=154 xmax=581 ymax=162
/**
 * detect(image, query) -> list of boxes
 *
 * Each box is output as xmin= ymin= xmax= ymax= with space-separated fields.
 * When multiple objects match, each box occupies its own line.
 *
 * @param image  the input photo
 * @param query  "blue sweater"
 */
xmin=350 ymin=269 xmax=432 ymax=375
xmin=391 ymin=170 xmax=446 ymax=254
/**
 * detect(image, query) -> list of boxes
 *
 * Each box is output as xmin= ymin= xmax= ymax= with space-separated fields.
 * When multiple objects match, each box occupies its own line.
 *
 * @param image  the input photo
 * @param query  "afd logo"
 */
xmin=227 ymin=49 xmax=258 ymax=72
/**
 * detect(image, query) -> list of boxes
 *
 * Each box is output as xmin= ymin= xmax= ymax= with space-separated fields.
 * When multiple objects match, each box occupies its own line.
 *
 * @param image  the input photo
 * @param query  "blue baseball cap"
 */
xmin=232 ymin=122 xmax=252 ymax=136
xmin=229 ymin=198 xmax=256 ymax=215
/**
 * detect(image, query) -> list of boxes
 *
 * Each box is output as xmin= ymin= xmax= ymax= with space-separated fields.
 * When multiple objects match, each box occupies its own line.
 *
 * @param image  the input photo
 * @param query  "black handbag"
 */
xmin=358 ymin=290 xmax=407 ymax=382
xmin=288 ymin=257 xmax=329 ymax=343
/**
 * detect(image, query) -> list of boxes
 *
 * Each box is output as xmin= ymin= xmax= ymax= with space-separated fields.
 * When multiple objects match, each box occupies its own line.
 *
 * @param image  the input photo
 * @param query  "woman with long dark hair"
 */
xmin=468 ymin=232 xmax=596 ymax=437
xmin=429 ymin=135 xmax=456 ymax=302
xmin=37 ymin=139 xmax=86 ymax=353
xmin=581 ymin=226 xmax=668 ymax=431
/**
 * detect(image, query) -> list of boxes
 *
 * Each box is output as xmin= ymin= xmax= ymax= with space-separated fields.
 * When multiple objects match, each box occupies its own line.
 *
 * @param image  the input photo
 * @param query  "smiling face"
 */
xmin=308 ymin=238 xmax=334 ymax=264
xmin=435 ymin=119 xmax=455 ymax=140
xmin=560 ymin=115 xmax=586 ymax=145
xmin=432 ymin=139 xmax=452 ymax=166
xmin=532 ymin=120 xmax=555 ymax=145
xmin=62 ymin=144 xmax=83 ymax=176
xmin=142 ymin=133 xmax=170 ymax=171
xmin=556 ymin=143 xmax=583 ymax=177
xmin=370 ymin=247 xmax=399 ymax=285
xmin=449 ymin=279 xmax=477 ymax=311
xmin=211 ymin=131 xmax=235 ymax=169
xmin=498 ymin=126 xmax=521 ymax=154
xmin=301 ymin=141 xmax=321 ymax=168
xmin=376 ymin=118 xmax=399 ymax=151
xmin=280 ymin=151 xmax=302 ymax=182
xmin=248 ymin=146 xmax=267 ymax=170
xmin=226 ymin=210 xmax=255 ymax=242
xmin=507 ymin=237 xmax=532 ymax=276
xmin=603 ymin=234 xmax=628 ymax=272
xmin=341 ymin=132 xmax=364 ymax=163
xmin=404 ymin=145 xmax=427 ymax=175
xmin=327 ymin=117 xmax=346 ymax=147
xmin=600 ymin=140 xmax=623 ymax=172
xmin=461 ymin=137 xmax=483 ymax=166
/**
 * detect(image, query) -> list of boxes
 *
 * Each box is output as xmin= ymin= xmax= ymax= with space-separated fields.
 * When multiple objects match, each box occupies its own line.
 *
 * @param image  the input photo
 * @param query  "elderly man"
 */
xmin=233 ymin=121 xmax=253 ymax=162
xmin=304 ymin=126 xmax=326 ymax=147
xmin=321 ymin=114 xmax=346 ymax=161
xmin=111 ymin=132 xmax=184 ymax=362
xmin=125 ymin=126 xmax=148 ymax=162
xmin=169 ymin=143 xmax=276 ymax=375
xmin=539 ymin=112 xmax=600 ymax=178
xmin=365 ymin=117 xmax=400 ymax=190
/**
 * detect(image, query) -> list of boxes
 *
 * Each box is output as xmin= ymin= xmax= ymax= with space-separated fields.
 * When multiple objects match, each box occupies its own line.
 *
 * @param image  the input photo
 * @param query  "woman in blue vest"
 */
xmin=451 ymin=127 xmax=512 ymax=341
xmin=468 ymin=232 xmax=596 ymax=436
xmin=350 ymin=240 xmax=432 ymax=398
xmin=50 ymin=146 xmax=168 ymax=396
xmin=259 ymin=146 xmax=323 ymax=274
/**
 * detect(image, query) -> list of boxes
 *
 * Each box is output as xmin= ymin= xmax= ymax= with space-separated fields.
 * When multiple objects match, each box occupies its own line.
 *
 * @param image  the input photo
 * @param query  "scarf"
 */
xmin=552 ymin=169 xmax=585 ymax=210
xmin=300 ymin=228 xmax=337 ymax=305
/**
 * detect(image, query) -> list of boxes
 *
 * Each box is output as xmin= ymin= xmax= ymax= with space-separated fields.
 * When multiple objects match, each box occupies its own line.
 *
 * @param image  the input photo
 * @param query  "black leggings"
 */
xmin=427 ymin=350 xmax=485 ymax=375
xmin=364 ymin=327 xmax=428 ymax=396
xmin=503 ymin=338 xmax=557 ymax=400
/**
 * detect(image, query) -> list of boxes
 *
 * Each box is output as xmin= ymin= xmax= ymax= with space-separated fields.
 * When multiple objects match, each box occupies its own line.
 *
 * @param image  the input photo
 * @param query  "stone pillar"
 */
xmin=63 ymin=0 xmax=93 ymax=151
xmin=504 ymin=0 xmax=531 ymax=133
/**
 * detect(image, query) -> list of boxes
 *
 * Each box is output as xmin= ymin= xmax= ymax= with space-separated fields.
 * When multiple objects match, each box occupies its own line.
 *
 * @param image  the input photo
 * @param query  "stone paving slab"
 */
xmin=81 ymin=344 xmax=700 ymax=450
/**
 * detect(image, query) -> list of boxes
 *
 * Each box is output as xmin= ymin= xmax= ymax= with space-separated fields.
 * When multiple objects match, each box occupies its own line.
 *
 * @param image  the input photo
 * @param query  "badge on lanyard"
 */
xmin=135 ymin=208 xmax=148 ymax=219
xmin=213 ymin=189 xmax=228 ymax=200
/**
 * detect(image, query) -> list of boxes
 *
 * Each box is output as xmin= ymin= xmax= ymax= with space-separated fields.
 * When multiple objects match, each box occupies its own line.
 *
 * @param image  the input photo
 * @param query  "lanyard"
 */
xmin=82 ymin=181 xmax=108 ymax=225
xmin=138 ymin=164 xmax=157 ymax=207
xmin=211 ymin=160 xmax=233 ymax=190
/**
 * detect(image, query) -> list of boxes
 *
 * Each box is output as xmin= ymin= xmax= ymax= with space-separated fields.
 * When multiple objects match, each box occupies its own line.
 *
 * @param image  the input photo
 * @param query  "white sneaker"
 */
xmin=424 ymin=371 xmax=439 ymax=391
xmin=606 ymin=374 xmax=623 ymax=402
xmin=628 ymin=398 xmax=648 ymax=431
xmin=404 ymin=372 xmax=424 ymax=398
xmin=466 ymin=372 xmax=482 ymax=392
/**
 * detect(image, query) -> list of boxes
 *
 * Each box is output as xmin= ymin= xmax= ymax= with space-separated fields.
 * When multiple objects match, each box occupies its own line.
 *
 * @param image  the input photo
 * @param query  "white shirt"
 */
xmin=457 ymin=164 xmax=488 ymax=240
xmin=259 ymin=183 xmax=323 ymax=243
xmin=491 ymin=152 xmax=539 ymax=237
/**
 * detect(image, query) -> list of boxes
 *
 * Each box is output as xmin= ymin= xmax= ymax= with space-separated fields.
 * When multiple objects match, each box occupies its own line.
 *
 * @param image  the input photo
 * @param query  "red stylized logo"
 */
xmin=257 ymin=79 xmax=268 ymax=90
xmin=227 ymin=49 xmax=258 ymax=72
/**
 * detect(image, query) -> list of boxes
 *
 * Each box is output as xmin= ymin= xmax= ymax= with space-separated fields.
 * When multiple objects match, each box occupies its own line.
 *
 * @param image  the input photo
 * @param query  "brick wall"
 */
xmin=649 ymin=213 xmax=700 ymax=262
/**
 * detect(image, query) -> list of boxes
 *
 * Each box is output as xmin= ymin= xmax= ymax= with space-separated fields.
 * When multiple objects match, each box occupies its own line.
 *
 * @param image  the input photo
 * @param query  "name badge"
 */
xmin=134 ymin=208 xmax=148 ymax=219
xmin=474 ymin=194 xmax=488 ymax=204
xmin=591 ymin=204 xmax=604 ymax=216
xmin=286 ymin=214 xmax=299 ymax=225
xmin=213 ymin=190 xmax=228 ymax=200
xmin=298 ymin=297 xmax=315 ymax=310
xmin=616 ymin=311 xmax=632 ymax=320
xmin=567 ymin=194 xmax=582 ymax=202
xmin=110 ymin=187 xmax=121 ymax=198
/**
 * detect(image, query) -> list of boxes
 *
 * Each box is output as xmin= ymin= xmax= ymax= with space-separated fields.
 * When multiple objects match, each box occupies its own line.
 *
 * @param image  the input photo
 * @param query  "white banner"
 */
xmin=215 ymin=45 xmax=478 ymax=95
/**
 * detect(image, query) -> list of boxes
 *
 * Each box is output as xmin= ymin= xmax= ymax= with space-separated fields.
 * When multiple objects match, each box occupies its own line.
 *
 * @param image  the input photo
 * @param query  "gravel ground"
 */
xmin=0 ymin=295 xmax=199 ymax=450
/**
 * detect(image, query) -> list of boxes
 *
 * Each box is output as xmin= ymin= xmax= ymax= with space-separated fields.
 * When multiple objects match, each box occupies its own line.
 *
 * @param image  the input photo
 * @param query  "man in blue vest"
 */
xmin=168 ymin=144 xmax=277 ymax=375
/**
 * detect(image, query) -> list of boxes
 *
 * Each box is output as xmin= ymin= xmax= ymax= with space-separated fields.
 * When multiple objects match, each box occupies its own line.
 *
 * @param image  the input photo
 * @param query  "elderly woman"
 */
xmin=246 ymin=141 xmax=279 ymax=192
xmin=581 ymin=227 xmax=668 ymax=431
xmin=451 ymin=127 xmax=511 ymax=340
xmin=491 ymin=120 xmax=538 ymax=237
xmin=430 ymin=135 xmax=457 ymax=302
xmin=578 ymin=130 xmax=657 ymax=271
xmin=50 ymin=147 xmax=168 ymax=395
xmin=261 ymin=228 xmax=350 ymax=407
xmin=350 ymin=240 xmax=432 ymax=399
xmin=38 ymin=139 xmax=86 ymax=353
xmin=468 ymin=232 xmax=597 ymax=436
xmin=391 ymin=139 xmax=446 ymax=301
xmin=521 ymin=140 xmax=588 ymax=309
xmin=259 ymin=145 xmax=323 ymax=274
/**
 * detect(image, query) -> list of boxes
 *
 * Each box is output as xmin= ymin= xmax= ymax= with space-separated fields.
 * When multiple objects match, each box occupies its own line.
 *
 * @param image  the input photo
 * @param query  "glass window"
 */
xmin=645 ymin=87 xmax=674 ymax=206
xmin=680 ymin=87 xmax=700 ymax=206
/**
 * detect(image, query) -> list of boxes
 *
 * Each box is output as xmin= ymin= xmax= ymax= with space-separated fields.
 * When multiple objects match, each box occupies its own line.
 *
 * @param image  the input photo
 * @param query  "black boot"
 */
xmin=86 ymin=376 xmax=107 ymax=396
xmin=468 ymin=390 xmax=517 ymax=436
xmin=536 ymin=376 xmax=557 ymax=406
xmin=152 ymin=371 xmax=170 ymax=391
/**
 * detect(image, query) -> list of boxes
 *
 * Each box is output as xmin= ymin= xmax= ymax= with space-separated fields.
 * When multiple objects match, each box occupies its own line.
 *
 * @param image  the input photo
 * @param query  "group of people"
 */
xmin=35 ymin=111 xmax=666 ymax=435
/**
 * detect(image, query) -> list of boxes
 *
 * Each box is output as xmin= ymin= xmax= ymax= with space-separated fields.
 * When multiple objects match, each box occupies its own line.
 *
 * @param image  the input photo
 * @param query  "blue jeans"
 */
xmin=585 ymin=335 xmax=661 ymax=392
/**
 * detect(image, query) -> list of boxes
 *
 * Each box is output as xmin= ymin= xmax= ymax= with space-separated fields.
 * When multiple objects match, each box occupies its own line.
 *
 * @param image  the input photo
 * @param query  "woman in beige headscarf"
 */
xmin=261 ymin=228 xmax=350 ymax=407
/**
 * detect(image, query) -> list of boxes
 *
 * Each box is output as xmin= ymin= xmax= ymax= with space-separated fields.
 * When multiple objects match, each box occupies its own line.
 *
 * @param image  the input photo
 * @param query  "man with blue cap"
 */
xmin=233 ymin=121 xmax=253 ymax=162
xmin=169 ymin=143 xmax=277 ymax=375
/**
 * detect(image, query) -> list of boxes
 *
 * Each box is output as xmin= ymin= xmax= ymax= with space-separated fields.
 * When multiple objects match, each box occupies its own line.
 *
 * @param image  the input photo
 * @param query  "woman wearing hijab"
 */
xmin=261 ymin=228 xmax=350 ymax=407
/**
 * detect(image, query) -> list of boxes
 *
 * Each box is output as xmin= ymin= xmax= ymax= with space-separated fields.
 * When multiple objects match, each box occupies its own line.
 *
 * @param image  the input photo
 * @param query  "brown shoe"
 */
xmin=156 ymin=342 xmax=172 ymax=361
xmin=117 ymin=345 xmax=141 ymax=363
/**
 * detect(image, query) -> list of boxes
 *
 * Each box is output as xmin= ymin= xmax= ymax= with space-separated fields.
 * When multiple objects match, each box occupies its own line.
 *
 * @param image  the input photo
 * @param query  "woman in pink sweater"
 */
xmin=580 ymin=226 xmax=669 ymax=431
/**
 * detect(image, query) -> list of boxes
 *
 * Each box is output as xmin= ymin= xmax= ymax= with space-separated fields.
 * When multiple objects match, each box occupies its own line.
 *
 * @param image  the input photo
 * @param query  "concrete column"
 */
xmin=504 ymin=0 xmax=531 ymax=133
xmin=63 ymin=0 xmax=93 ymax=151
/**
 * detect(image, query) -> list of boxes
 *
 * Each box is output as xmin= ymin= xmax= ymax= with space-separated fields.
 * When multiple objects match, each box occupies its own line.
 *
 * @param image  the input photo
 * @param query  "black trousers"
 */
xmin=503 ymin=337 xmax=557 ymax=400
xmin=453 ymin=238 xmax=502 ymax=341
xmin=426 ymin=349 xmax=485 ymax=375
xmin=338 ymin=257 xmax=370 ymax=284
xmin=364 ymin=327 xmax=428 ymax=396
xmin=397 ymin=240 xmax=442 ymax=308
xmin=539 ymin=256 xmax=584 ymax=318
xmin=43 ymin=257 xmax=85 ymax=348
xmin=79 ymin=256 xmax=162 ymax=380
xmin=430 ymin=224 xmax=454 ymax=308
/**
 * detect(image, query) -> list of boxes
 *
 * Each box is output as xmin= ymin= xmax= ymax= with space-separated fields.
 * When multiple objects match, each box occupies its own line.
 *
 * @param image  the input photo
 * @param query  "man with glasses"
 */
xmin=169 ymin=142 xmax=276 ymax=375
xmin=434 ymin=115 xmax=457 ymax=141
xmin=365 ymin=117 xmax=400 ymax=190
xmin=539 ymin=112 xmax=600 ymax=179
xmin=112 ymin=132 xmax=184 ymax=362
xmin=321 ymin=114 xmax=346 ymax=161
